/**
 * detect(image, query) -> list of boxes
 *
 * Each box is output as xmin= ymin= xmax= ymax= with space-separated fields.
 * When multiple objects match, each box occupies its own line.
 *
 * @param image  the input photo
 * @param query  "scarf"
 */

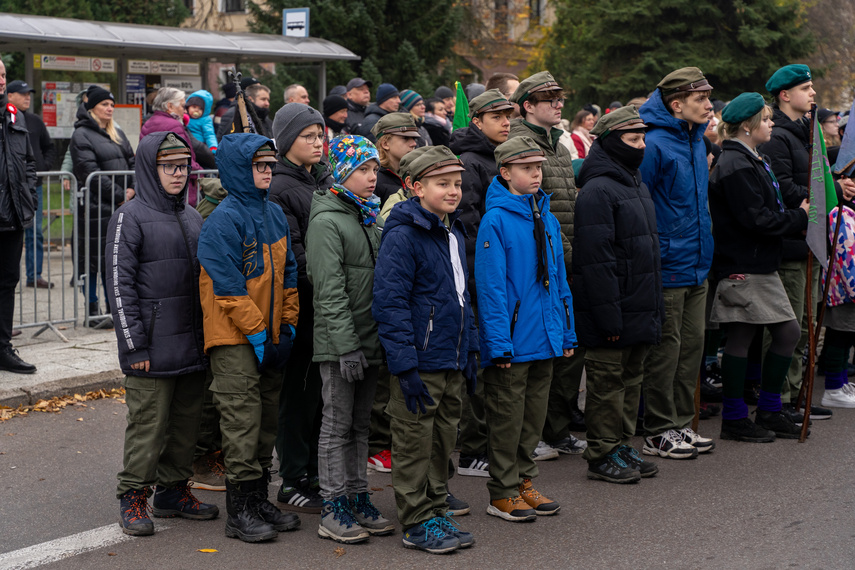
xmin=530 ymin=195 xmax=550 ymax=291
xmin=329 ymin=184 xmax=380 ymax=226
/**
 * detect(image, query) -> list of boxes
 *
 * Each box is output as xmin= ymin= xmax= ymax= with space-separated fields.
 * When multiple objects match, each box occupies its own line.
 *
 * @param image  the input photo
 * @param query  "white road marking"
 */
xmin=0 ymin=522 xmax=173 ymax=569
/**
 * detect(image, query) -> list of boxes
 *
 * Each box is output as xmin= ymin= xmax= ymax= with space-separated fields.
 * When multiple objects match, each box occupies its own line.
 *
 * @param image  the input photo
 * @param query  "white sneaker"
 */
xmin=821 ymin=387 xmax=855 ymax=408
xmin=530 ymin=441 xmax=559 ymax=461
xmin=679 ymin=427 xmax=715 ymax=453
xmin=643 ymin=429 xmax=698 ymax=459
xmin=842 ymin=383 xmax=855 ymax=397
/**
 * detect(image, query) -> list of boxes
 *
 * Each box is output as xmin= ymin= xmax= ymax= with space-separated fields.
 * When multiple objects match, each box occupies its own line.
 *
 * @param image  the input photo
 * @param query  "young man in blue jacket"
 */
xmin=373 ymin=145 xmax=478 ymax=554
xmin=476 ymin=136 xmax=576 ymax=522
xmin=638 ymin=67 xmax=716 ymax=459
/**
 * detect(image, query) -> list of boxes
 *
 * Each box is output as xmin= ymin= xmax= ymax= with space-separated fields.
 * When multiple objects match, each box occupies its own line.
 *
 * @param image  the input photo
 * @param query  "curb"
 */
xmin=0 ymin=370 xmax=124 ymax=408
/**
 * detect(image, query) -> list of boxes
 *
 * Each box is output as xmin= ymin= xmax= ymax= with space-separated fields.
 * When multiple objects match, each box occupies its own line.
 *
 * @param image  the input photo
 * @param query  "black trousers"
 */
xmin=0 ymin=230 xmax=24 ymax=349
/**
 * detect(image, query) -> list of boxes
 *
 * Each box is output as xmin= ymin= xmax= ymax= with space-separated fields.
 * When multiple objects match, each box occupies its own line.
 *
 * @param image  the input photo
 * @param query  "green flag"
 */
xmin=807 ymin=113 xmax=839 ymax=269
xmin=452 ymin=81 xmax=469 ymax=131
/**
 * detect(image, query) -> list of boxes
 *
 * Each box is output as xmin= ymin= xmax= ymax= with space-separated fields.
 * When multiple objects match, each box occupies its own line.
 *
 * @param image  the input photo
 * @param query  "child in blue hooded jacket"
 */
xmin=187 ymin=90 xmax=218 ymax=153
xmin=475 ymin=136 xmax=576 ymax=523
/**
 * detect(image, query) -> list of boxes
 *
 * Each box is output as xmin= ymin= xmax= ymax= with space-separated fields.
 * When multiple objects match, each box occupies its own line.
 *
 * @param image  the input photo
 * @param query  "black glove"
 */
xmin=257 ymin=336 xmax=278 ymax=372
xmin=464 ymin=352 xmax=478 ymax=395
xmin=398 ymin=369 xmax=435 ymax=414
xmin=274 ymin=324 xmax=295 ymax=369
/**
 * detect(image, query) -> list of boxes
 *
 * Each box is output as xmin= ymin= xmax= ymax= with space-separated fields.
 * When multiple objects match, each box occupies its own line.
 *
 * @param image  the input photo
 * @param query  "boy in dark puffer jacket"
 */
xmin=107 ymin=132 xmax=217 ymax=536
xmin=373 ymin=146 xmax=478 ymax=554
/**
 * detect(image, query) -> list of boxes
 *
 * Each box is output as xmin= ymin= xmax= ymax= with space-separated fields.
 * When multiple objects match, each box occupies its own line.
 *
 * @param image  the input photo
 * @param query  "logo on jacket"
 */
xmin=242 ymin=236 xmax=258 ymax=276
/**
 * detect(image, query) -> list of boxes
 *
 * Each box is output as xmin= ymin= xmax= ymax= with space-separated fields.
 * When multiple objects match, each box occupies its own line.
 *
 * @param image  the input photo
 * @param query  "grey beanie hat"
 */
xmin=273 ymin=103 xmax=324 ymax=153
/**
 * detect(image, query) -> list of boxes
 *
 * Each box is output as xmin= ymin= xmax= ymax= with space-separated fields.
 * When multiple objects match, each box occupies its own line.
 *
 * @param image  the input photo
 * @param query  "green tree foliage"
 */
xmin=536 ymin=0 xmax=815 ymax=109
xmin=248 ymin=0 xmax=464 ymax=111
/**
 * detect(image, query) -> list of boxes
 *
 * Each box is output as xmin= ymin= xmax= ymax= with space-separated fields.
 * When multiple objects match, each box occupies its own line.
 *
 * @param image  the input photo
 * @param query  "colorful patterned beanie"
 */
xmin=329 ymin=135 xmax=380 ymax=184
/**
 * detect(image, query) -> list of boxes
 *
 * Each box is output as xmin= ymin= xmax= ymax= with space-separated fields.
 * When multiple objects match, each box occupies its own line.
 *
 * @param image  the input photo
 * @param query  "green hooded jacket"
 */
xmin=306 ymin=188 xmax=385 ymax=364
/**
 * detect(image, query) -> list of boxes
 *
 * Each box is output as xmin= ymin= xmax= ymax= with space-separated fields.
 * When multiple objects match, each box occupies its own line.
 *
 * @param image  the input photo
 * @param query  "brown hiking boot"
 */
xmin=190 ymin=452 xmax=226 ymax=491
xmin=519 ymin=478 xmax=560 ymax=515
xmin=486 ymin=495 xmax=536 ymax=522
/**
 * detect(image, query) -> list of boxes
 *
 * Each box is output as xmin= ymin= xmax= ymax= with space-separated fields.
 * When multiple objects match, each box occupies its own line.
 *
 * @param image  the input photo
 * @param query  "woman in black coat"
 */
xmin=708 ymin=92 xmax=808 ymax=443
xmin=70 ymin=87 xmax=134 ymax=323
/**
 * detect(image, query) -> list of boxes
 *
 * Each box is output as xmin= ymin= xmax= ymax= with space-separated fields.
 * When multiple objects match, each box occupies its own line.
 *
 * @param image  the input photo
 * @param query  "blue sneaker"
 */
xmin=445 ymin=492 xmax=470 ymax=516
xmin=435 ymin=514 xmax=474 ymax=548
xmin=402 ymin=517 xmax=460 ymax=554
xmin=119 ymin=489 xmax=154 ymax=536
xmin=350 ymin=492 xmax=394 ymax=535
xmin=318 ymin=496 xmax=369 ymax=544
xmin=152 ymin=481 xmax=219 ymax=520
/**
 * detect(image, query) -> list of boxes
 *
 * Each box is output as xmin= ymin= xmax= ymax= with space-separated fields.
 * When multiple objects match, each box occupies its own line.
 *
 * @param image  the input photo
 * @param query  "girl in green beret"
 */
xmin=708 ymin=93 xmax=809 ymax=443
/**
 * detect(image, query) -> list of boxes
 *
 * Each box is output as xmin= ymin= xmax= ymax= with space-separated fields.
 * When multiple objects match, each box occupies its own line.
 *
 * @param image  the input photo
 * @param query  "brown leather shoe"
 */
xmin=519 ymin=478 xmax=560 ymax=515
xmin=486 ymin=495 xmax=536 ymax=522
xmin=26 ymin=278 xmax=54 ymax=289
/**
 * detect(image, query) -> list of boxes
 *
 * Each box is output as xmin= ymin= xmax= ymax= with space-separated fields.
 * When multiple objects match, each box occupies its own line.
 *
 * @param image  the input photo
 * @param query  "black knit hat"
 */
xmin=85 ymin=87 xmax=114 ymax=110
xmin=323 ymin=95 xmax=348 ymax=117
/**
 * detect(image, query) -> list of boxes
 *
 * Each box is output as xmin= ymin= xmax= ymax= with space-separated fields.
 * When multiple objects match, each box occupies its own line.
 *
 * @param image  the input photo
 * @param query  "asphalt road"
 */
xmin=1 ymin=385 xmax=854 ymax=570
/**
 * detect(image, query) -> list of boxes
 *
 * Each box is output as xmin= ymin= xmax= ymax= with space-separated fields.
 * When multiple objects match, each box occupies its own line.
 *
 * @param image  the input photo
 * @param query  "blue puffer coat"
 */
xmin=373 ymin=198 xmax=478 ymax=376
xmin=475 ymin=177 xmax=576 ymax=366
xmin=638 ymin=89 xmax=713 ymax=288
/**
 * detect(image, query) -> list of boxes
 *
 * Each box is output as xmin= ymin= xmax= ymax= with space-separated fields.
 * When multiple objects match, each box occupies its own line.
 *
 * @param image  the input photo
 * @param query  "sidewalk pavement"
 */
xmin=0 ymin=325 xmax=122 ymax=408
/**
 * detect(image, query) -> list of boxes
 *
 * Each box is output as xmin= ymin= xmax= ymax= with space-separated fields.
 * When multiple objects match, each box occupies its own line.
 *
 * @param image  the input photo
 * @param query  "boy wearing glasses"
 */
xmin=198 ymin=133 xmax=301 ymax=543
xmin=508 ymin=72 xmax=587 ymax=459
xmin=107 ymin=132 xmax=217 ymax=536
xmin=268 ymin=103 xmax=333 ymax=514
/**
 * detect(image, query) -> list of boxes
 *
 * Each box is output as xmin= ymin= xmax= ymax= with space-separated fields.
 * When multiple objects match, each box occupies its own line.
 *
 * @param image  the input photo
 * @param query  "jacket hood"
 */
xmin=577 ymin=140 xmax=639 ymax=188
xmin=74 ymin=103 xmax=105 ymax=133
xmin=383 ymin=196 xmax=462 ymax=236
xmin=484 ymin=175 xmax=551 ymax=218
xmin=771 ymin=107 xmax=810 ymax=143
xmin=449 ymin=124 xmax=495 ymax=157
xmin=188 ymin=90 xmax=214 ymax=115
xmin=216 ymin=133 xmax=274 ymax=206
xmin=639 ymin=89 xmax=706 ymax=139
xmin=365 ymin=103 xmax=388 ymax=117
xmin=135 ymin=131 xmax=190 ymax=212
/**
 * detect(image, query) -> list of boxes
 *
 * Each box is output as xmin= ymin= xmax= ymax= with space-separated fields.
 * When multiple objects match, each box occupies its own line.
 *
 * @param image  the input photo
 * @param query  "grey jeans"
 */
xmin=318 ymin=361 xmax=379 ymax=501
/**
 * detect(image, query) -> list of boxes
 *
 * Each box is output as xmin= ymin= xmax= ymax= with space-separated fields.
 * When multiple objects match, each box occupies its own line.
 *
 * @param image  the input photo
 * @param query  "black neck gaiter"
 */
xmin=601 ymin=133 xmax=645 ymax=172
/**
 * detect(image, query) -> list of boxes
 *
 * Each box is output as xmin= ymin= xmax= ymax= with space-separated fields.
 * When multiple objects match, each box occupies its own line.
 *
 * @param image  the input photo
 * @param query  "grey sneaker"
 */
xmin=530 ymin=441 xmax=559 ymax=461
xmin=547 ymin=435 xmax=587 ymax=455
xmin=350 ymin=492 xmax=394 ymax=535
xmin=317 ymin=496 xmax=369 ymax=543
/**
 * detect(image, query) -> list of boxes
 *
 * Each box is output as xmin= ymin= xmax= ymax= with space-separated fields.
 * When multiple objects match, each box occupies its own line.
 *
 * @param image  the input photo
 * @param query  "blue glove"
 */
xmin=464 ymin=352 xmax=478 ymax=395
xmin=247 ymin=330 xmax=267 ymax=363
xmin=398 ymin=369 xmax=435 ymax=414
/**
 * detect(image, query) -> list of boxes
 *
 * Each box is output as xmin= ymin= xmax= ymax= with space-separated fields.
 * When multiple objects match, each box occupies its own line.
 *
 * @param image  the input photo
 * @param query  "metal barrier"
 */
xmin=15 ymin=171 xmax=78 ymax=341
xmin=81 ymin=169 xmax=219 ymax=328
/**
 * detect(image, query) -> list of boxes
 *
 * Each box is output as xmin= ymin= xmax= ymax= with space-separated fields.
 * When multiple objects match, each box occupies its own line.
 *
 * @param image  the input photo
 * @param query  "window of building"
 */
xmin=221 ymin=0 xmax=245 ymax=14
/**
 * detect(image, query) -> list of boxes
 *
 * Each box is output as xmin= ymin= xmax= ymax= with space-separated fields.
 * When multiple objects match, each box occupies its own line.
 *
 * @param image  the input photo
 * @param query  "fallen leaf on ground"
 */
xmin=197 ymin=549 xmax=218 ymax=553
xmin=334 ymin=547 xmax=346 ymax=557
xmin=107 ymin=552 xmax=116 ymax=556
xmin=76 ymin=418 xmax=83 ymax=422
xmin=371 ymin=487 xmax=384 ymax=492
xmin=0 ymin=388 xmax=126 ymax=422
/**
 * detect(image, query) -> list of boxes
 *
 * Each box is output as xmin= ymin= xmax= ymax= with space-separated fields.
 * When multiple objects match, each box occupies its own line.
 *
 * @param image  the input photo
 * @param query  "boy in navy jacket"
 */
xmin=475 ymin=136 xmax=576 ymax=523
xmin=373 ymin=146 xmax=478 ymax=554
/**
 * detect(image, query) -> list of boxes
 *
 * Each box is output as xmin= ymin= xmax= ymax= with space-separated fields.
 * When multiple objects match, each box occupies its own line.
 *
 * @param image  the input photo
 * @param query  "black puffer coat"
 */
xmin=0 ymin=97 xmax=38 ymax=231
xmin=757 ymin=108 xmax=811 ymax=261
xmin=572 ymin=141 xmax=663 ymax=348
xmin=105 ymin=132 xmax=206 ymax=377
xmin=70 ymin=104 xmax=135 ymax=277
xmin=709 ymin=140 xmax=808 ymax=280
xmin=355 ymin=103 xmax=391 ymax=143
xmin=449 ymin=124 xmax=498 ymax=303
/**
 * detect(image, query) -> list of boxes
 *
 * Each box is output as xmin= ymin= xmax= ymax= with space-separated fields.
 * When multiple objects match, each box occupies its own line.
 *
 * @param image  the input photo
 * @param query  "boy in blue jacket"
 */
xmin=476 ymin=136 xmax=576 ymax=522
xmin=373 ymin=146 xmax=478 ymax=554
xmin=187 ymin=90 xmax=218 ymax=153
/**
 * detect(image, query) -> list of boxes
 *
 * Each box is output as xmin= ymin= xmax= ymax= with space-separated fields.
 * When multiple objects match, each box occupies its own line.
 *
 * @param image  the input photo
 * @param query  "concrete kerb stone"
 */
xmin=0 ymin=370 xmax=124 ymax=408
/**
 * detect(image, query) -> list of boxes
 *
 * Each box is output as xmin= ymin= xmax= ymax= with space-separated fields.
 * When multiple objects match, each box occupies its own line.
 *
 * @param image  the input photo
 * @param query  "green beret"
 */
xmin=468 ymin=89 xmax=514 ymax=119
xmin=408 ymin=145 xmax=465 ymax=182
xmin=510 ymin=71 xmax=561 ymax=105
xmin=721 ymin=92 xmax=767 ymax=124
xmin=494 ymin=136 xmax=546 ymax=167
xmin=657 ymin=67 xmax=714 ymax=93
xmin=371 ymin=112 xmax=421 ymax=139
xmin=765 ymin=64 xmax=812 ymax=95
xmin=590 ymin=106 xmax=646 ymax=138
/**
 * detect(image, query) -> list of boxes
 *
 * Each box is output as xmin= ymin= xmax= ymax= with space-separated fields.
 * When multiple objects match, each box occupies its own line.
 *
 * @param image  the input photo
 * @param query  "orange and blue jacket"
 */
xmin=198 ymin=133 xmax=298 ymax=352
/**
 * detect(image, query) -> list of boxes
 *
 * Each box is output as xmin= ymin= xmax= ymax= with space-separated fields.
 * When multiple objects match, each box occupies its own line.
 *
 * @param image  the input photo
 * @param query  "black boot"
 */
xmin=225 ymin=480 xmax=278 ymax=543
xmin=568 ymin=393 xmax=586 ymax=432
xmin=87 ymin=302 xmax=113 ymax=329
xmin=254 ymin=469 xmax=300 ymax=531
xmin=0 ymin=346 xmax=36 ymax=374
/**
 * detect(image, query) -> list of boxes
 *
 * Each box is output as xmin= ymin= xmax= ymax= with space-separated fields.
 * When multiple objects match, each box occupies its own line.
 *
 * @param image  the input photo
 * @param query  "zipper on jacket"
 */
xmin=147 ymin=304 xmax=158 ymax=345
xmin=423 ymin=305 xmax=435 ymax=351
xmin=563 ymin=299 xmax=572 ymax=330
xmin=456 ymin=305 xmax=464 ymax=366
xmin=174 ymin=206 xmax=205 ymax=363
xmin=263 ymin=199 xmax=276 ymax=342
xmin=510 ymin=300 xmax=521 ymax=338
xmin=360 ymin=224 xmax=377 ymax=266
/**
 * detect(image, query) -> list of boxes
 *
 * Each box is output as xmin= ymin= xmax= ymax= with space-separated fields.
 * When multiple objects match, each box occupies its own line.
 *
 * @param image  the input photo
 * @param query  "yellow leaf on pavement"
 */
xmin=197 ymin=549 xmax=218 ymax=553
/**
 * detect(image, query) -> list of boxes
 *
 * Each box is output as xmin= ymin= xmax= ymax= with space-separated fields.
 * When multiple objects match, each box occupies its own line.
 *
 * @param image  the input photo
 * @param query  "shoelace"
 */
xmin=333 ymin=500 xmax=359 ymax=528
xmin=354 ymin=494 xmax=381 ymax=520
xmin=175 ymin=485 xmax=203 ymax=511
xmin=208 ymin=454 xmax=226 ymax=477
xmin=123 ymin=491 xmax=150 ymax=522
xmin=618 ymin=445 xmax=640 ymax=463
xmin=663 ymin=429 xmax=685 ymax=446
xmin=521 ymin=481 xmax=542 ymax=501
xmin=436 ymin=514 xmax=463 ymax=536
xmin=378 ymin=449 xmax=391 ymax=463
xmin=607 ymin=451 xmax=629 ymax=468
xmin=423 ymin=517 xmax=448 ymax=538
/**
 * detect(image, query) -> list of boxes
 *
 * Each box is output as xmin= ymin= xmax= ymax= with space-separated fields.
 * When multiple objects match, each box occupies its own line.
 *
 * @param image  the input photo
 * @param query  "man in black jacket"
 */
xmin=356 ymin=84 xmax=401 ymax=143
xmin=216 ymin=80 xmax=274 ymax=142
xmin=344 ymin=77 xmax=371 ymax=134
xmin=0 ymin=61 xmax=38 ymax=374
xmin=8 ymin=80 xmax=56 ymax=289
xmin=758 ymin=65 xmax=855 ymax=411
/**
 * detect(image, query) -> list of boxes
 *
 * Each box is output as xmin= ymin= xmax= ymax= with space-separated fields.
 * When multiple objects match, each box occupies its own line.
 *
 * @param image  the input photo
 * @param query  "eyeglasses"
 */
xmin=157 ymin=163 xmax=191 ymax=176
xmin=254 ymin=162 xmax=273 ymax=173
xmin=298 ymin=133 xmax=322 ymax=145
xmin=539 ymin=97 xmax=565 ymax=109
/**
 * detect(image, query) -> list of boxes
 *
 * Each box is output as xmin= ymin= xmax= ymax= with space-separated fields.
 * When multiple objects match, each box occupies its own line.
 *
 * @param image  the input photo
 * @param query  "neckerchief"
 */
xmin=760 ymin=158 xmax=785 ymax=213
xmin=329 ymin=184 xmax=380 ymax=226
